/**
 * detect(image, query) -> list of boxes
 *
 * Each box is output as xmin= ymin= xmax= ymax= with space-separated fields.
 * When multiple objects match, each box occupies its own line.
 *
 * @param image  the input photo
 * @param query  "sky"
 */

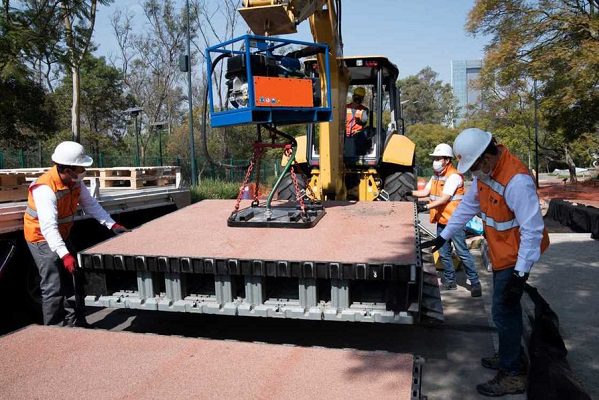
xmin=92 ymin=0 xmax=489 ymax=84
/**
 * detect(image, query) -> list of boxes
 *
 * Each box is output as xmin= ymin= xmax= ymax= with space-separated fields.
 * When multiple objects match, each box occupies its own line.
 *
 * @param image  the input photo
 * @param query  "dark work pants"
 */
xmin=27 ymin=241 xmax=86 ymax=326
xmin=492 ymin=267 xmax=524 ymax=374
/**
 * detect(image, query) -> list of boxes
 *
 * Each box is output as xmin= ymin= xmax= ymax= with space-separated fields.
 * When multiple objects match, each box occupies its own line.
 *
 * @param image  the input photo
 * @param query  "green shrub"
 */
xmin=190 ymin=179 xmax=241 ymax=203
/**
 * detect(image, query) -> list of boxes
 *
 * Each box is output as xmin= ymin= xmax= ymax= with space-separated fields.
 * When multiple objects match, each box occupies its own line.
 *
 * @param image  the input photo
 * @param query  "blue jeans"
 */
xmin=493 ymin=267 xmax=523 ymax=374
xmin=437 ymin=223 xmax=479 ymax=285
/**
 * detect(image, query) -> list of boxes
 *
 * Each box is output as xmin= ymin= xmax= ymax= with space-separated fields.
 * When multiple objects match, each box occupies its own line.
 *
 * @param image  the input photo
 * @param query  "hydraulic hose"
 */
xmin=264 ymin=125 xmax=298 ymax=213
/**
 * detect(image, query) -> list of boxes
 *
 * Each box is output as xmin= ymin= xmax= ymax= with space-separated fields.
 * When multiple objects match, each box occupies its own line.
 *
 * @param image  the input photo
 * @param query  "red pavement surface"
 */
xmin=538 ymin=180 xmax=599 ymax=206
xmin=82 ymin=200 xmax=417 ymax=265
xmin=0 ymin=325 xmax=414 ymax=400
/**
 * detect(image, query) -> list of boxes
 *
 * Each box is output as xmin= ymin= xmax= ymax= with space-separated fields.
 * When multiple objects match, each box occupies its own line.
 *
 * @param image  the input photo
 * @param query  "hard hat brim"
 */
xmin=51 ymin=154 xmax=94 ymax=167
xmin=429 ymin=152 xmax=453 ymax=158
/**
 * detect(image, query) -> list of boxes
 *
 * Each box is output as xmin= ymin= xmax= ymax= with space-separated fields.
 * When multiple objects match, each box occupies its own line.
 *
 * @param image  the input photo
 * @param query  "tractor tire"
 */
xmin=383 ymin=171 xmax=416 ymax=201
xmin=276 ymin=173 xmax=307 ymax=201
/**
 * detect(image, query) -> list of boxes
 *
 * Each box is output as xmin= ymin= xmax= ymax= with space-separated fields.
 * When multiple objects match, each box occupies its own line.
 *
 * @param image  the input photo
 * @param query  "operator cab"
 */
xmin=305 ymin=56 xmax=403 ymax=168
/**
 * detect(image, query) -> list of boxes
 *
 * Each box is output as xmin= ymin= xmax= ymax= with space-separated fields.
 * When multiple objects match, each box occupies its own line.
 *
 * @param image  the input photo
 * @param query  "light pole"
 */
xmin=152 ymin=121 xmax=168 ymax=166
xmin=124 ymin=107 xmax=143 ymax=167
xmin=533 ymin=79 xmax=539 ymax=188
xmin=185 ymin=0 xmax=197 ymax=185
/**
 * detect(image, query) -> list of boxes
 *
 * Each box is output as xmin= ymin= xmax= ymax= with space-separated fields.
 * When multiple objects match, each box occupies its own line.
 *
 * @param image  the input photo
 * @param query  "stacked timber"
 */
xmin=0 ymin=173 xmax=29 ymax=203
xmin=0 ymin=166 xmax=180 ymax=202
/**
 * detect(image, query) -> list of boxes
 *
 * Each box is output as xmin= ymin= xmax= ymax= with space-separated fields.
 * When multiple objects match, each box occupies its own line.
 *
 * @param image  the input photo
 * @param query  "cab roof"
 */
xmin=305 ymin=56 xmax=399 ymax=84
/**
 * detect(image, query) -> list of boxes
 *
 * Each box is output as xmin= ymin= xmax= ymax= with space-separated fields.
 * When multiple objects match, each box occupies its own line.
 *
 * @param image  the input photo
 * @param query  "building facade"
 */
xmin=450 ymin=59 xmax=482 ymax=125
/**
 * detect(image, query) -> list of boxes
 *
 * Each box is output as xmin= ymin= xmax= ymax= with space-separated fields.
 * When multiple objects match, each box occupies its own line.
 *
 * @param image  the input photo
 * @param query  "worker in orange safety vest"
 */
xmin=24 ymin=141 xmax=129 ymax=327
xmin=412 ymin=143 xmax=481 ymax=297
xmin=421 ymin=128 xmax=550 ymax=397
xmin=345 ymin=86 xmax=369 ymax=136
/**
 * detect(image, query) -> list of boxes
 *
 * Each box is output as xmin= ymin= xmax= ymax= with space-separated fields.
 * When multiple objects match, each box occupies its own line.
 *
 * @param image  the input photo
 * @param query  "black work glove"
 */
xmin=416 ymin=202 xmax=428 ymax=213
xmin=420 ymin=236 xmax=446 ymax=253
xmin=503 ymin=272 xmax=528 ymax=306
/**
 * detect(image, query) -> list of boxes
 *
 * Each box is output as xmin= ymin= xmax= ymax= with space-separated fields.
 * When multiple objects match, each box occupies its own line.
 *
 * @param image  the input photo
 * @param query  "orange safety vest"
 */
xmin=429 ymin=164 xmax=465 ymax=225
xmin=477 ymin=145 xmax=550 ymax=270
xmin=23 ymin=165 xmax=81 ymax=243
xmin=346 ymin=103 xmax=367 ymax=136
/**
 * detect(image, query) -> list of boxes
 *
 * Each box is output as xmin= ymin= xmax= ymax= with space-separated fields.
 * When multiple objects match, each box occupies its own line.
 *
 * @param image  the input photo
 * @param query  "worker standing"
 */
xmin=421 ymin=128 xmax=549 ymax=397
xmin=412 ymin=143 xmax=481 ymax=297
xmin=24 ymin=141 xmax=129 ymax=327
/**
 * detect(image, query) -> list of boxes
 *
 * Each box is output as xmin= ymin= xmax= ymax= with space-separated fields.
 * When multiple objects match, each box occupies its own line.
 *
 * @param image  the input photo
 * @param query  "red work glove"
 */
xmin=62 ymin=253 xmax=77 ymax=274
xmin=111 ymin=223 xmax=130 ymax=234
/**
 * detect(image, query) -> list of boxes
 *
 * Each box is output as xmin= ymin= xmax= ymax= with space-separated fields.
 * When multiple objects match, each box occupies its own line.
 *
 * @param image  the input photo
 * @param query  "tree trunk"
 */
xmin=71 ymin=65 xmax=81 ymax=142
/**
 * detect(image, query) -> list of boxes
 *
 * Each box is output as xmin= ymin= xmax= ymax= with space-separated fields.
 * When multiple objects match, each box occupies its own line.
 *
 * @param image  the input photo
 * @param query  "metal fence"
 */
xmin=0 ymin=149 xmax=280 ymax=185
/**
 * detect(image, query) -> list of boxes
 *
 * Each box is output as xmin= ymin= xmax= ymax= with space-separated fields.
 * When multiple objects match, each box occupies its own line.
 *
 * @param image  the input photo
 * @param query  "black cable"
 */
xmin=202 ymin=53 xmax=247 ymax=170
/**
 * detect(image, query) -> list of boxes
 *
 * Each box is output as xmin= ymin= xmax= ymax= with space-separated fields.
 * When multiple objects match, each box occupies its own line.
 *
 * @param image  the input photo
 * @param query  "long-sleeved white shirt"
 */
xmin=439 ymin=174 xmax=545 ymax=273
xmin=31 ymin=183 xmax=116 ymax=257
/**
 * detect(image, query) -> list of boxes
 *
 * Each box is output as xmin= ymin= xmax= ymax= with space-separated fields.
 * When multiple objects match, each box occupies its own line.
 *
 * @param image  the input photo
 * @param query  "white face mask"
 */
xmin=432 ymin=160 xmax=445 ymax=173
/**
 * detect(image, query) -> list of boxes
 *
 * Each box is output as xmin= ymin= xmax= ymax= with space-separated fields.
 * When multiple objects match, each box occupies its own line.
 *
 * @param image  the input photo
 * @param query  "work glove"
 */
xmin=420 ymin=236 xmax=446 ymax=253
xmin=503 ymin=272 xmax=528 ymax=306
xmin=62 ymin=253 xmax=77 ymax=274
xmin=111 ymin=223 xmax=130 ymax=234
xmin=416 ymin=202 xmax=428 ymax=213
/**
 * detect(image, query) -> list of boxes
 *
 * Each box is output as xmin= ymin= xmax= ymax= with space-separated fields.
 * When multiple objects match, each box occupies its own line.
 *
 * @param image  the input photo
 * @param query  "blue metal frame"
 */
xmin=206 ymin=34 xmax=333 ymax=128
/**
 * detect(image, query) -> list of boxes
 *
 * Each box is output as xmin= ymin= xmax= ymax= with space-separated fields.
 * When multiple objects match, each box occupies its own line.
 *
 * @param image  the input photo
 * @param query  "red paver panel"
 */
xmin=83 ymin=200 xmax=417 ymax=265
xmin=0 ymin=325 xmax=415 ymax=400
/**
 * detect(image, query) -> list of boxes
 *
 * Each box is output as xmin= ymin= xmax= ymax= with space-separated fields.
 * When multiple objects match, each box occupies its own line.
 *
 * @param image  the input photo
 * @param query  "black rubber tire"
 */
xmin=276 ymin=173 xmax=307 ymax=201
xmin=383 ymin=171 xmax=416 ymax=201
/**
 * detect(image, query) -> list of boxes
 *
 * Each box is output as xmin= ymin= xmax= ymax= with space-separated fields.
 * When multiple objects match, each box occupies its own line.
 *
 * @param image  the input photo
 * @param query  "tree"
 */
xmin=0 ymin=0 xmax=58 ymax=147
xmin=406 ymin=123 xmax=459 ymax=173
xmin=398 ymin=67 xmax=459 ymax=126
xmin=111 ymin=0 xmax=197 ymax=165
xmin=467 ymin=0 xmax=599 ymax=181
xmin=60 ymin=0 xmax=113 ymax=143
xmin=53 ymin=54 xmax=131 ymax=159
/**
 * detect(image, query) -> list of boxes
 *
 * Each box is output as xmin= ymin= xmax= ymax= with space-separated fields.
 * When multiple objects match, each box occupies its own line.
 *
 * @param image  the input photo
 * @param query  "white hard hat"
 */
xmin=453 ymin=128 xmax=493 ymax=173
xmin=51 ymin=141 xmax=93 ymax=167
xmin=429 ymin=143 xmax=454 ymax=158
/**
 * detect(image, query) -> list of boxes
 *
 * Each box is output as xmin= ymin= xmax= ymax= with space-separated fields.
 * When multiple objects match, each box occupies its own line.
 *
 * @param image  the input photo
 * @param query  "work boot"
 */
xmin=481 ymin=353 xmax=500 ymax=370
xmin=476 ymin=370 xmax=526 ymax=397
xmin=471 ymin=283 xmax=482 ymax=297
xmin=443 ymin=281 xmax=457 ymax=290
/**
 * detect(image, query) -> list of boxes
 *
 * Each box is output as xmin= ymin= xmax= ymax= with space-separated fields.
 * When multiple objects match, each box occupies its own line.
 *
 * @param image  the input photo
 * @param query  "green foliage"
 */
xmin=398 ymin=67 xmax=459 ymax=126
xmin=406 ymin=123 xmax=459 ymax=171
xmin=467 ymin=0 xmax=599 ymax=138
xmin=52 ymin=54 xmax=130 ymax=151
xmin=190 ymin=179 xmax=240 ymax=203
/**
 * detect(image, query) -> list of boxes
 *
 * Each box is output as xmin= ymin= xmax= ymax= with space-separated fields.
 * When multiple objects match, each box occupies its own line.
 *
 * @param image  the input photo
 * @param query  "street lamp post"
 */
xmin=152 ymin=121 xmax=168 ymax=166
xmin=533 ymin=79 xmax=539 ymax=188
xmin=124 ymin=107 xmax=143 ymax=167
xmin=185 ymin=0 xmax=197 ymax=185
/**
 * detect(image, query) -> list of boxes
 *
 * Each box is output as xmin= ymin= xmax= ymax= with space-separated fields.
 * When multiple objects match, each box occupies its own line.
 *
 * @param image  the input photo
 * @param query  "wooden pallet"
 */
xmin=0 ymin=166 xmax=180 ymax=192
xmin=0 ymin=184 xmax=30 ymax=203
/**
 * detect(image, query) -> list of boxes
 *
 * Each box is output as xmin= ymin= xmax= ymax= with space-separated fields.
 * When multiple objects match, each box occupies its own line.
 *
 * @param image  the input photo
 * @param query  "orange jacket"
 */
xmin=429 ymin=164 xmax=465 ymax=225
xmin=345 ymin=103 xmax=367 ymax=136
xmin=477 ymin=146 xmax=549 ymax=270
xmin=24 ymin=166 xmax=80 ymax=243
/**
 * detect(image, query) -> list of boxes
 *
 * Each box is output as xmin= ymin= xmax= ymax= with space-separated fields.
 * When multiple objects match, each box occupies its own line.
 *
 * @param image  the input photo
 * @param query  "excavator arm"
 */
xmin=238 ymin=0 xmax=349 ymax=199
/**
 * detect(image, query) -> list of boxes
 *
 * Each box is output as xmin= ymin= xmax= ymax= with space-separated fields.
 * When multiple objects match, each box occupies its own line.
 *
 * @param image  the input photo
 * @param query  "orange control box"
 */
xmin=253 ymin=76 xmax=314 ymax=108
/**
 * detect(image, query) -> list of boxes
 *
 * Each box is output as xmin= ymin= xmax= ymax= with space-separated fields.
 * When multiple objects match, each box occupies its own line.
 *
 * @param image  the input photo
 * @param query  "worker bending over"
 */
xmin=422 ymin=128 xmax=549 ymax=397
xmin=24 ymin=141 xmax=129 ymax=327
xmin=412 ymin=143 xmax=481 ymax=297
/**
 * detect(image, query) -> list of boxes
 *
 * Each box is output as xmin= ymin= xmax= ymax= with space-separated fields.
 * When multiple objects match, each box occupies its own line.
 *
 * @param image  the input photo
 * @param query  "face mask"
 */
xmin=471 ymin=157 xmax=490 ymax=179
xmin=432 ymin=160 xmax=445 ymax=173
